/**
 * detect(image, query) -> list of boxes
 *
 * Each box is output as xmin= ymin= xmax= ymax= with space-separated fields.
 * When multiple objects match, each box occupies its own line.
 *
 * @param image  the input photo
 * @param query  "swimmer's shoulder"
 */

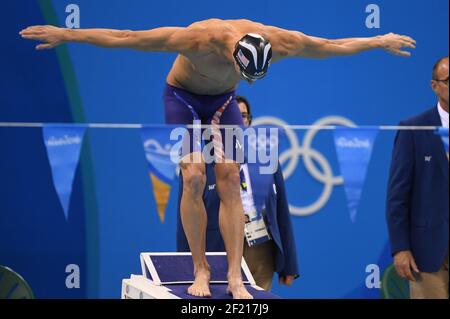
xmin=187 ymin=18 xmax=264 ymax=32
xmin=185 ymin=19 xmax=240 ymax=46
xmin=187 ymin=18 xmax=228 ymax=30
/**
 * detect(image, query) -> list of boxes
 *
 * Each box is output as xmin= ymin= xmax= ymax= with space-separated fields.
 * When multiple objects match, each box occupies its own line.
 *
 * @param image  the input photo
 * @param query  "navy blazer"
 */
xmin=176 ymin=163 xmax=300 ymax=278
xmin=386 ymin=106 xmax=449 ymax=272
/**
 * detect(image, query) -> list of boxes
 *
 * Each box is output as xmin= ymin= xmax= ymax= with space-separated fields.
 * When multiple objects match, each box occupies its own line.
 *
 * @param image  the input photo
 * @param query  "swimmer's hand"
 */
xmin=20 ymin=25 xmax=65 ymax=50
xmin=379 ymin=33 xmax=416 ymax=57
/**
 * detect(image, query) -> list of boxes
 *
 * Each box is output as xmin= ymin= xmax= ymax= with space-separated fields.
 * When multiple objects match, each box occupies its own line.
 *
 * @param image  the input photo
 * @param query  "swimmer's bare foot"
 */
xmin=227 ymin=277 xmax=253 ymax=299
xmin=187 ymin=267 xmax=211 ymax=298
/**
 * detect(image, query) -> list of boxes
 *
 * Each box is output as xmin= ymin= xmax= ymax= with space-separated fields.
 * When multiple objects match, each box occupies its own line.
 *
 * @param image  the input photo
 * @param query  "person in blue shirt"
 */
xmin=177 ymin=96 xmax=299 ymax=291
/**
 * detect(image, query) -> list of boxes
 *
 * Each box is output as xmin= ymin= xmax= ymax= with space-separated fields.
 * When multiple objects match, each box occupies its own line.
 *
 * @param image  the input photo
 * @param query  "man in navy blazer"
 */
xmin=177 ymin=96 xmax=300 ymax=291
xmin=386 ymin=57 xmax=449 ymax=299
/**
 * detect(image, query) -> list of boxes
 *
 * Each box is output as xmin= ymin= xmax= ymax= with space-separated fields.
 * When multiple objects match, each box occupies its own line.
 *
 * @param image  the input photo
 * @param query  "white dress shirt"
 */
xmin=438 ymin=102 xmax=449 ymax=128
xmin=240 ymin=164 xmax=256 ymax=215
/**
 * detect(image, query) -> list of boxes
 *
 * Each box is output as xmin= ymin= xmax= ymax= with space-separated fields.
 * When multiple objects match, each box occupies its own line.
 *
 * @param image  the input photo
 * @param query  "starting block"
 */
xmin=121 ymin=252 xmax=280 ymax=299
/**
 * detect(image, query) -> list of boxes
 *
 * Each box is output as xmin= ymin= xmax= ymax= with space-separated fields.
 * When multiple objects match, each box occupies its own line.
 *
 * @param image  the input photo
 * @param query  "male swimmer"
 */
xmin=20 ymin=18 xmax=416 ymax=299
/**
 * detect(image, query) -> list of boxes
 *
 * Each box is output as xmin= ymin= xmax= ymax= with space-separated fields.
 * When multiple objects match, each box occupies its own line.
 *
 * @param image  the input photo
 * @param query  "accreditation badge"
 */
xmin=244 ymin=209 xmax=271 ymax=247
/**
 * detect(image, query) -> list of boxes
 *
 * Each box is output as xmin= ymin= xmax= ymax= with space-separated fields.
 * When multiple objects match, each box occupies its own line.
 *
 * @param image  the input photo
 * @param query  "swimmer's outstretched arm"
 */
xmin=267 ymin=26 xmax=416 ymax=61
xmin=20 ymin=25 xmax=209 ymax=53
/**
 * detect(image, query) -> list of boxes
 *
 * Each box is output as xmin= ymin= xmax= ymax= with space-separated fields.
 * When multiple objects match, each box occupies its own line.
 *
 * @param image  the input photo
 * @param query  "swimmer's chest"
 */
xmin=183 ymin=51 xmax=239 ymax=81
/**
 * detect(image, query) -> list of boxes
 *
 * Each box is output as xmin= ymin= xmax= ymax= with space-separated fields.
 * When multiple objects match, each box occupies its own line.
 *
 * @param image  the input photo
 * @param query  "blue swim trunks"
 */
xmin=163 ymin=83 xmax=244 ymax=161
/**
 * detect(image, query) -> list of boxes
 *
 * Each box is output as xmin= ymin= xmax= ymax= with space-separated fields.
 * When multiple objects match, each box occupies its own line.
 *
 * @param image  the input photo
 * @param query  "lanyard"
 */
xmin=239 ymin=168 xmax=248 ymax=192
xmin=239 ymin=165 xmax=264 ymax=221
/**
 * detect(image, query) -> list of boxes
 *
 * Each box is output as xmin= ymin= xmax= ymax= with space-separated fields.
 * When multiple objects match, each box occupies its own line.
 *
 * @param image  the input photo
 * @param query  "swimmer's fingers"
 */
xmin=392 ymin=49 xmax=412 ymax=57
xmin=402 ymin=40 xmax=416 ymax=50
xmin=20 ymin=25 xmax=65 ymax=49
xmin=36 ymin=43 xmax=55 ymax=50
xmin=382 ymin=33 xmax=416 ymax=57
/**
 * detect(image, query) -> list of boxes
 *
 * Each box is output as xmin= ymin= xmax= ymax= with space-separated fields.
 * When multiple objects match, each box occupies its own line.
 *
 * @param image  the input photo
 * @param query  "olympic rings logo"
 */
xmin=252 ymin=116 xmax=356 ymax=216
xmin=247 ymin=132 xmax=279 ymax=151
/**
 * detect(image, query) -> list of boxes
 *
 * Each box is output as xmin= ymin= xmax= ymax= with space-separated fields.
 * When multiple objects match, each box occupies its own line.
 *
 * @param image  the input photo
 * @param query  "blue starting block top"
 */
xmin=140 ymin=252 xmax=253 ymax=285
xmin=162 ymin=283 xmax=279 ymax=300
xmin=121 ymin=252 xmax=280 ymax=299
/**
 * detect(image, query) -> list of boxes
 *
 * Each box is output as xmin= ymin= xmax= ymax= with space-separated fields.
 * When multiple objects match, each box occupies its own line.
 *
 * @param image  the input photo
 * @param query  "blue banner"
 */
xmin=42 ymin=125 xmax=86 ymax=221
xmin=140 ymin=126 xmax=180 ymax=222
xmin=333 ymin=128 xmax=379 ymax=223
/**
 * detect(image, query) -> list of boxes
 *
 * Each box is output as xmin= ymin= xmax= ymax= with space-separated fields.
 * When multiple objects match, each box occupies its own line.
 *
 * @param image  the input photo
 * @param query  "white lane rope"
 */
xmin=0 ymin=122 xmax=441 ymax=130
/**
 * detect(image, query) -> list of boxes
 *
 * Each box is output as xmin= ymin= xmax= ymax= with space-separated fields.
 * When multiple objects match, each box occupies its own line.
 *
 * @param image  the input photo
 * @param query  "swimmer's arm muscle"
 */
xmin=20 ymin=25 xmax=211 ymax=54
xmin=270 ymin=29 xmax=416 ymax=60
